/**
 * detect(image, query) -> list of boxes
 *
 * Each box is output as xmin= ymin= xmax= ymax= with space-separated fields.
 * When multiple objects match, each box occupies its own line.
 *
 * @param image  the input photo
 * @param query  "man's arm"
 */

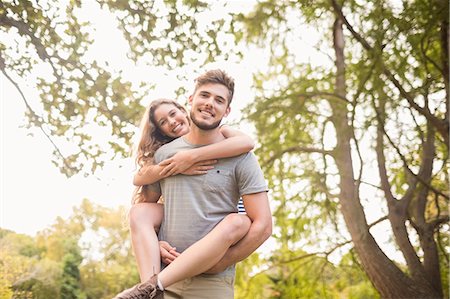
xmin=205 ymin=191 xmax=272 ymax=273
xmin=140 ymin=186 xmax=162 ymax=203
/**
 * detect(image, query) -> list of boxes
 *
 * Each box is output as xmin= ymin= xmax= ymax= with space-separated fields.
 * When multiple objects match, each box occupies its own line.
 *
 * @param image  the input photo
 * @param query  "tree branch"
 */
xmin=374 ymin=97 xmax=397 ymax=203
xmin=0 ymin=14 xmax=51 ymax=61
xmin=373 ymin=102 xmax=449 ymax=201
xmin=0 ymin=53 xmax=76 ymax=173
xmin=264 ymin=145 xmax=334 ymax=166
xmin=330 ymin=0 xmax=449 ymax=147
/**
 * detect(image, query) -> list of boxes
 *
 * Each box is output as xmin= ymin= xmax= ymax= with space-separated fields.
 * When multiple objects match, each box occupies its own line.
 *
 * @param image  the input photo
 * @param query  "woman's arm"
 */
xmin=159 ymin=126 xmax=255 ymax=176
xmin=134 ymin=160 xmax=218 ymax=185
xmin=133 ymin=164 xmax=167 ymax=186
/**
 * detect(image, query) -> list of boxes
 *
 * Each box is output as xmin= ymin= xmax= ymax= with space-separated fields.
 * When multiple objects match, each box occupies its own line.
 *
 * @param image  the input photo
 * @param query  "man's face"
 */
xmin=189 ymin=83 xmax=231 ymax=130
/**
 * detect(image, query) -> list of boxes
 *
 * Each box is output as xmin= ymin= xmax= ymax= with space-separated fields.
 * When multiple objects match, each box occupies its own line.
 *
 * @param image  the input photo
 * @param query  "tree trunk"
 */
xmin=330 ymin=17 xmax=442 ymax=298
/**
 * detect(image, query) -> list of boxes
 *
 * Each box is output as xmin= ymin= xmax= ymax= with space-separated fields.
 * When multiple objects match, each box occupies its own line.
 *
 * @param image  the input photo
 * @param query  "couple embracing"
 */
xmin=114 ymin=69 xmax=272 ymax=299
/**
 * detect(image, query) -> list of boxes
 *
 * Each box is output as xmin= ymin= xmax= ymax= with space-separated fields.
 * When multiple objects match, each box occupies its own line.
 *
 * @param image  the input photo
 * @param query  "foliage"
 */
xmin=0 ymin=0 xmax=146 ymax=176
xmin=235 ymin=0 xmax=448 ymax=297
xmin=0 ymin=200 xmax=137 ymax=299
xmin=235 ymin=250 xmax=380 ymax=299
xmin=60 ymin=239 xmax=85 ymax=299
xmin=0 ymin=229 xmax=61 ymax=299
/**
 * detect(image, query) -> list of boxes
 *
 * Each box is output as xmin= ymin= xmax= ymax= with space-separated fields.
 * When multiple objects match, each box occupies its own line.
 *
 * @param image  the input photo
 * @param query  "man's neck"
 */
xmin=184 ymin=125 xmax=225 ymax=145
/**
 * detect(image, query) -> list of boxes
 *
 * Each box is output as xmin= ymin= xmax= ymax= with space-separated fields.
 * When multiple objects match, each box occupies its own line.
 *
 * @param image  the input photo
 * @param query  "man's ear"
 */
xmin=188 ymin=95 xmax=193 ymax=105
xmin=224 ymin=106 xmax=231 ymax=118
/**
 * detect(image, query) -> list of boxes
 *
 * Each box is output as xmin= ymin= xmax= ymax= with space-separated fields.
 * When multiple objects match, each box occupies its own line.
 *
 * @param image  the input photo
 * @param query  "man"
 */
xmin=119 ymin=69 xmax=272 ymax=298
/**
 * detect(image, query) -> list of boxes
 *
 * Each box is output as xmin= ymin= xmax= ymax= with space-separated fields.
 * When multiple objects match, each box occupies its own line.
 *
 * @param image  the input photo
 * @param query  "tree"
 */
xmin=60 ymin=239 xmax=85 ymax=299
xmin=1 ymin=200 xmax=138 ymax=299
xmin=0 ymin=229 xmax=61 ymax=299
xmin=235 ymin=0 xmax=448 ymax=298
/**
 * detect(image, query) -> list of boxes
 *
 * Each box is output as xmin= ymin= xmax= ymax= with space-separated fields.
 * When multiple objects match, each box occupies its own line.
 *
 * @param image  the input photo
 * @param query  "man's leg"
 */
xmin=165 ymin=274 xmax=234 ymax=299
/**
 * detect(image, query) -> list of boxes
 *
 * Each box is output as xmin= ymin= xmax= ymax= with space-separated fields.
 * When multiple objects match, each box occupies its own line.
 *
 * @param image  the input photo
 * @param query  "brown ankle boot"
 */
xmin=113 ymin=274 xmax=164 ymax=299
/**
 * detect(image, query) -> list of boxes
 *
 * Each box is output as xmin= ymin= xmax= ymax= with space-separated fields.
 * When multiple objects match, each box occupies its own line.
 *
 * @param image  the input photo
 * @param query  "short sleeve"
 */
xmin=145 ymin=182 xmax=161 ymax=194
xmin=235 ymin=153 xmax=268 ymax=196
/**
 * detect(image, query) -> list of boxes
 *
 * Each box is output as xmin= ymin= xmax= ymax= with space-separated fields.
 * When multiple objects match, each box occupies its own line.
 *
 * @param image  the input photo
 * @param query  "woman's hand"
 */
xmin=159 ymin=155 xmax=217 ymax=176
xmin=158 ymin=151 xmax=196 ymax=176
xmin=181 ymin=160 xmax=217 ymax=175
xmin=159 ymin=240 xmax=180 ymax=265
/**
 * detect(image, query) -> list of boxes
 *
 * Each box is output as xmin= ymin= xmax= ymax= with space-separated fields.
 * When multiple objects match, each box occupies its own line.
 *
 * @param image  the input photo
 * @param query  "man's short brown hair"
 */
xmin=194 ymin=69 xmax=235 ymax=105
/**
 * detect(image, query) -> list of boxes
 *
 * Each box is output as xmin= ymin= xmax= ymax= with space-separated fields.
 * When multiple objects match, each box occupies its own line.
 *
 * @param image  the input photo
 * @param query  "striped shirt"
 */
xmin=237 ymin=199 xmax=246 ymax=214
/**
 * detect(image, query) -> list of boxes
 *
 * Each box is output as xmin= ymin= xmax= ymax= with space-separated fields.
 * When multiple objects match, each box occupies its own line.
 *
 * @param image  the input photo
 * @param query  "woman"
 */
xmin=124 ymin=98 xmax=253 ymax=294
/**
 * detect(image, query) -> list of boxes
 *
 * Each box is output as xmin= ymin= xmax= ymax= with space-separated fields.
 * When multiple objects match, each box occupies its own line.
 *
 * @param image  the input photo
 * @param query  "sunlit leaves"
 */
xmin=1 ymin=0 xmax=146 ymax=177
xmin=236 ymin=0 xmax=448 ymax=297
xmin=0 ymin=200 xmax=138 ymax=299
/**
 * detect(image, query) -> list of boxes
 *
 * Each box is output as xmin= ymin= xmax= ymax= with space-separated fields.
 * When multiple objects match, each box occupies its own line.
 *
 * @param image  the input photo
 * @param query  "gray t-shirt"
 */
xmin=153 ymin=137 xmax=267 ymax=268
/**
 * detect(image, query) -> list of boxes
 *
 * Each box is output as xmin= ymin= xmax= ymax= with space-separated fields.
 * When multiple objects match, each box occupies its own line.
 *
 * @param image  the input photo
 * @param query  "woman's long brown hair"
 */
xmin=132 ymin=99 xmax=188 ymax=204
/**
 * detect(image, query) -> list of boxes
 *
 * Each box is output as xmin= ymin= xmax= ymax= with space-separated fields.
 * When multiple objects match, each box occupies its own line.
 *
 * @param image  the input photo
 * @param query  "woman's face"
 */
xmin=153 ymin=103 xmax=190 ymax=138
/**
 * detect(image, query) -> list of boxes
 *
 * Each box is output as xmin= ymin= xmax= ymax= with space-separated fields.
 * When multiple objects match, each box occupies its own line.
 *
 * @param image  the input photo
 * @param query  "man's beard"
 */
xmin=190 ymin=110 xmax=222 ymax=130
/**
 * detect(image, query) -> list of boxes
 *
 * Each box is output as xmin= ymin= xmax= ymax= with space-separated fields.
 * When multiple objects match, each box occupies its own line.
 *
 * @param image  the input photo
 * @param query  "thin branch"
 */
xmin=264 ymin=146 xmax=334 ymax=166
xmin=295 ymin=91 xmax=351 ymax=104
xmin=373 ymin=103 xmax=449 ymax=201
xmin=0 ymin=15 xmax=50 ymax=61
xmin=330 ymin=0 xmax=449 ymax=146
xmin=0 ymin=54 xmax=75 ymax=172
xmin=428 ymin=215 xmax=450 ymax=229
xmin=359 ymin=180 xmax=383 ymax=191
xmin=419 ymin=17 xmax=444 ymax=76
xmin=242 ymin=216 xmax=388 ymax=297
xmin=280 ymin=216 xmax=388 ymax=264
xmin=374 ymin=97 xmax=397 ymax=203
xmin=368 ymin=215 xmax=388 ymax=228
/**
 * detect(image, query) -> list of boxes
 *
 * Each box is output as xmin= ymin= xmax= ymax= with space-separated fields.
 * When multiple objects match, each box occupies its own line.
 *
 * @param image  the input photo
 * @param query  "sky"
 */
xmin=1 ymin=76 xmax=134 ymax=235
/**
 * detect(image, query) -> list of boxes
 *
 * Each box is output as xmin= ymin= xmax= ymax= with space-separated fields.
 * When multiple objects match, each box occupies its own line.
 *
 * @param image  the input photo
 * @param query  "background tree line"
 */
xmin=1 ymin=0 xmax=448 ymax=298
xmin=0 ymin=199 xmax=378 ymax=299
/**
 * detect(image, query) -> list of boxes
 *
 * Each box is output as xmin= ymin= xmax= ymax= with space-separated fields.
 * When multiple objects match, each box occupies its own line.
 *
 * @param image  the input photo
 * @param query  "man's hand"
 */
xmin=203 ymin=257 xmax=229 ymax=274
xmin=159 ymin=240 xmax=180 ymax=264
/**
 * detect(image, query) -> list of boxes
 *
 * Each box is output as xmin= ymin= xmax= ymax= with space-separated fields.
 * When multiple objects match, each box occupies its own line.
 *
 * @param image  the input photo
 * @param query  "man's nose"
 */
xmin=204 ymin=96 xmax=214 ymax=107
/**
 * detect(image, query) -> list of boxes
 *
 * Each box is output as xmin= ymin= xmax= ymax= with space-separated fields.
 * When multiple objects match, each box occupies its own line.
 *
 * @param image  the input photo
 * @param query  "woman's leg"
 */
xmin=158 ymin=213 xmax=251 ymax=288
xmin=129 ymin=202 xmax=164 ymax=282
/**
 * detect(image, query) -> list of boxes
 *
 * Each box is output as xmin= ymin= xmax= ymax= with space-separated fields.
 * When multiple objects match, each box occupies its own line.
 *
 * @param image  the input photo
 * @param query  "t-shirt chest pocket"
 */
xmin=203 ymin=168 xmax=233 ymax=192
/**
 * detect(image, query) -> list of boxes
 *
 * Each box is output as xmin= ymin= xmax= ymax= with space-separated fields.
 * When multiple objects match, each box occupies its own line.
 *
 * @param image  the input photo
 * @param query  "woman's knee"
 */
xmin=129 ymin=203 xmax=162 ymax=231
xmin=222 ymin=214 xmax=251 ymax=241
